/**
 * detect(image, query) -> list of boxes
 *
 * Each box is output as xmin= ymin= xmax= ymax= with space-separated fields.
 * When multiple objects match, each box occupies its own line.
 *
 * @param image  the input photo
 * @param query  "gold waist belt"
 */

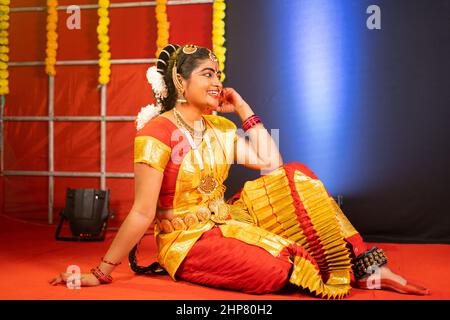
xmin=156 ymin=198 xmax=232 ymax=234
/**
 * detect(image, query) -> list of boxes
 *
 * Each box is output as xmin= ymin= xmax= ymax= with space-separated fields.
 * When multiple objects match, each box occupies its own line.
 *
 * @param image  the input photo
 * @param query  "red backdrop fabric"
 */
xmin=4 ymin=1 xmax=213 ymax=225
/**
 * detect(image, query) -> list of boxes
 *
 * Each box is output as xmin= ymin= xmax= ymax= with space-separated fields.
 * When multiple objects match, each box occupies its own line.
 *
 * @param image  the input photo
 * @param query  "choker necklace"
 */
xmin=173 ymin=108 xmax=205 ymax=141
xmin=173 ymin=109 xmax=218 ymax=195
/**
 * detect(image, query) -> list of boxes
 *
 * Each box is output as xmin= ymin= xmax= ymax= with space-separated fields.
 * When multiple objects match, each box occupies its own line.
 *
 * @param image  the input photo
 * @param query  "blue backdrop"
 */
xmin=224 ymin=0 xmax=450 ymax=243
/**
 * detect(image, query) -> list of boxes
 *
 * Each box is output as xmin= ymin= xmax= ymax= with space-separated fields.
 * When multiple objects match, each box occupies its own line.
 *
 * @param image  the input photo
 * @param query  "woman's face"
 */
xmin=181 ymin=58 xmax=222 ymax=110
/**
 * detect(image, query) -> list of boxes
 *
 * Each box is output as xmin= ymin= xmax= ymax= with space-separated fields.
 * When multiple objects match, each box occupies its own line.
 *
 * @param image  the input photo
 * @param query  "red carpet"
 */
xmin=1 ymin=214 xmax=449 ymax=300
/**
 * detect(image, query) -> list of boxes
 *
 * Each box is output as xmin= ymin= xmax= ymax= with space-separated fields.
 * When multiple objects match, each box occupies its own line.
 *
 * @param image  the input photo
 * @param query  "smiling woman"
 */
xmin=50 ymin=44 xmax=429 ymax=299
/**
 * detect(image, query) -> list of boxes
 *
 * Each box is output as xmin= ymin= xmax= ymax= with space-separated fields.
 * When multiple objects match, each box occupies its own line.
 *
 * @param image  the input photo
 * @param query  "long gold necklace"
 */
xmin=173 ymin=108 xmax=218 ymax=195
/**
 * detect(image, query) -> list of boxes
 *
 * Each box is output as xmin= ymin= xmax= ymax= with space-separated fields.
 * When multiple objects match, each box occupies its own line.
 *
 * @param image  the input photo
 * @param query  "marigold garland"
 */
xmin=155 ymin=0 xmax=169 ymax=58
xmin=97 ymin=0 xmax=111 ymax=85
xmin=0 ymin=0 xmax=10 ymax=95
xmin=212 ymin=0 xmax=226 ymax=82
xmin=45 ymin=0 xmax=58 ymax=76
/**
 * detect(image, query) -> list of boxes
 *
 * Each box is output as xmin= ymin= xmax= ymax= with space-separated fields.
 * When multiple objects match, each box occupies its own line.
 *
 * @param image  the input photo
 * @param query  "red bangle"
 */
xmin=101 ymin=257 xmax=121 ymax=266
xmin=90 ymin=267 xmax=113 ymax=284
xmin=242 ymin=115 xmax=262 ymax=132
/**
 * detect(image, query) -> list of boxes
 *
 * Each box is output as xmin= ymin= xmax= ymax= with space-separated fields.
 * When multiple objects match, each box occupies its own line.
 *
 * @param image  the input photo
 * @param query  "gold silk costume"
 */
xmin=134 ymin=114 xmax=355 ymax=299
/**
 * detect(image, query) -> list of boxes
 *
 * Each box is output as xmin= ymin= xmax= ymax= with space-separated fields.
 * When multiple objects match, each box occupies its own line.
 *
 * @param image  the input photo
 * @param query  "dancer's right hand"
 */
xmin=49 ymin=272 xmax=101 ymax=287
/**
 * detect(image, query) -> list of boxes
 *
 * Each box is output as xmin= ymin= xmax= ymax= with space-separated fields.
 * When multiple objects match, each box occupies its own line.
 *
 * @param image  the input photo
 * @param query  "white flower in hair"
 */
xmin=146 ymin=66 xmax=168 ymax=99
xmin=135 ymin=104 xmax=162 ymax=131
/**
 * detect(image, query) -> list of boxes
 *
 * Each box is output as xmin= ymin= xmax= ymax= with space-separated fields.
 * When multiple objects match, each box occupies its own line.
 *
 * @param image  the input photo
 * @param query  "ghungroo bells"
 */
xmin=352 ymin=247 xmax=388 ymax=279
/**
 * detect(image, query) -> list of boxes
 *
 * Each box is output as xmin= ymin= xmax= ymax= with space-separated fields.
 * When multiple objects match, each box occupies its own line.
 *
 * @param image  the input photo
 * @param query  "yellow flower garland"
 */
xmin=97 ymin=0 xmax=111 ymax=85
xmin=212 ymin=0 xmax=226 ymax=82
xmin=0 ymin=0 xmax=10 ymax=95
xmin=155 ymin=0 xmax=169 ymax=58
xmin=45 ymin=0 xmax=58 ymax=76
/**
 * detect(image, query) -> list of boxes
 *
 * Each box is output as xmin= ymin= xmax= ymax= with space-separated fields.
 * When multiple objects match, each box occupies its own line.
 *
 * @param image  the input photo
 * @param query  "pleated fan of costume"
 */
xmin=234 ymin=163 xmax=353 ymax=299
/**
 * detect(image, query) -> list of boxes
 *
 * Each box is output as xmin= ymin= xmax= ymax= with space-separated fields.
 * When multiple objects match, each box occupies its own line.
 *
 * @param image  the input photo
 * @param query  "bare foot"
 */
xmin=356 ymin=266 xmax=430 ymax=295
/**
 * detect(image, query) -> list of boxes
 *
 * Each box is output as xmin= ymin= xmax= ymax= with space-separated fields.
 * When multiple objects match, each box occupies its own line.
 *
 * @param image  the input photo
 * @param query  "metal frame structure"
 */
xmin=1 ymin=0 xmax=214 ymax=224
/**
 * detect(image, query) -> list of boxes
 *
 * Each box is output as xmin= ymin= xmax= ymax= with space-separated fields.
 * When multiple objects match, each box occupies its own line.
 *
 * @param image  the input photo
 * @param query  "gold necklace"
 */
xmin=173 ymin=108 xmax=204 ymax=140
xmin=173 ymin=109 xmax=218 ymax=195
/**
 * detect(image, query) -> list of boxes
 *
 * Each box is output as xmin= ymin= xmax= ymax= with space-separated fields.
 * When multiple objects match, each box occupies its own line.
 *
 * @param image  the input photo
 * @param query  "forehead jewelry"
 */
xmin=173 ymin=45 xmax=198 ymax=92
xmin=183 ymin=44 xmax=198 ymax=55
xmin=208 ymin=50 xmax=218 ymax=63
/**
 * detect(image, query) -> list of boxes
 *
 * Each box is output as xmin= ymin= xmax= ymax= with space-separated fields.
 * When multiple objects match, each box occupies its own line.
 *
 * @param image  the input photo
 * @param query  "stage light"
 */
xmin=55 ymin=188 xmax=111 ymax=242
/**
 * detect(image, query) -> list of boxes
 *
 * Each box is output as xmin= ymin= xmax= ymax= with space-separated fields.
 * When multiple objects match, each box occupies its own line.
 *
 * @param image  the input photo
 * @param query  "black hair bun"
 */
xmin=156 ymin=44 xmax=180 ymax=75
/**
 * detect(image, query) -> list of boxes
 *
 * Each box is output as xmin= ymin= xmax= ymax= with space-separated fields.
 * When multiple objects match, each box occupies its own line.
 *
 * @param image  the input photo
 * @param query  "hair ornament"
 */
xmin=135 ymin=104 xmax=162 ymax=130
xmin=146 ymin=66 xmax=168 ymax=100
xmin=172 ymin=60 xmax=184 ymax=93
xmin=157 ymin=58 xmax=167 ymax=66
xmin=182 ymin=44 xmax=198 ymax=55
xmin=161 ymin=49 xmax=171 ymax=59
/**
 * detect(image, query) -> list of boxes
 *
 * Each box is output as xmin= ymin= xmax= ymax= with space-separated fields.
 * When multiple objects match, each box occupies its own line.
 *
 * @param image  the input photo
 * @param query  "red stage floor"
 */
xmin=1 ymin=214 xmax=449 ymax=300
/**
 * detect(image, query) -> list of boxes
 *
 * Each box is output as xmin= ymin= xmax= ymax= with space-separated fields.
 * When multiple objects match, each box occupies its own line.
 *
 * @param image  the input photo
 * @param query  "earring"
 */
xmin=176 ymin=89 xmax=187 ymax=103
xmin=172 ymin=61 xmax=187 ymax=103
xmin=177 ymin=95 xmax=187 ymax=103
